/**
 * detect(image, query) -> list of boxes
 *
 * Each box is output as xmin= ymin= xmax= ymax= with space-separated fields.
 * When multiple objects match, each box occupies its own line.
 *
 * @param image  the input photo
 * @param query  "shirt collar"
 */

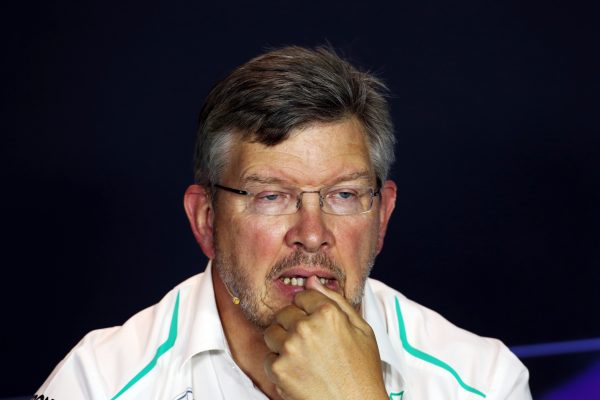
xmin=181 ymin=261 xmax=229 ymax=365
xmin=362 ymin=279 xmax=406 ymax=378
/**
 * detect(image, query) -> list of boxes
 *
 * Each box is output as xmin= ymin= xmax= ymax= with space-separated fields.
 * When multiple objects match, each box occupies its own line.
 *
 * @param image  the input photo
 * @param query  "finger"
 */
xmin=304 ymin=275 xmax=369 ymax=330
xmin=276 ymin=385 xmax=291 ymax=400
xmin=274 ymin=304 xmax=307 ymax=331
xmin=263 ymin=351 xmax=280 ymax=384
xmin=293 ymin=287 xmax=335 ymax=315
xmin=263 ymin=324 xmax=287 ymax=354
xmin=264 ymin=354 xmax=294 ymax=400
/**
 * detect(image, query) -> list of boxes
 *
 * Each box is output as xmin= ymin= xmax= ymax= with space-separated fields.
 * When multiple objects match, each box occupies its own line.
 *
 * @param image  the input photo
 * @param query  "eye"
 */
xmin=255 ymin=191 xmax=290 ymax=203
xmin=328 ymin=188 xmax=359 ymax=201
xmin=336 ymin=191 xmax=355 ymax=199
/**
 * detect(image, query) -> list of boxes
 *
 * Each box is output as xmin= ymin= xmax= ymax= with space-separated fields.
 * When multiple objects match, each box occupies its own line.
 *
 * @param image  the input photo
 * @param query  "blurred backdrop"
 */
xmin=1 ymin=0 xmax=599 ymax=397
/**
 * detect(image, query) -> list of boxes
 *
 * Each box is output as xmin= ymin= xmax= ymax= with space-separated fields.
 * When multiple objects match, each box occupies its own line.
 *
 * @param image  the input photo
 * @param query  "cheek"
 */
xmin=331 ymin=216 xmax=379 ymax=272
xmin=219 ymin=213 xmax=290 ymax=272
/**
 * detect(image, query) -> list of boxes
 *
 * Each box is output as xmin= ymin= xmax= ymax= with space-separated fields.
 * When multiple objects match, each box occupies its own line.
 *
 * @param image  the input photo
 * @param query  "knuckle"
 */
xmin=280 ymin=336 xmax=299 ymax=355
xmin=270 ymin=357 xmax=288 ymax=381
xmin=317 ymin=301 xmax=339 ymax=319
xmin=294 ymin=319 xmax=312 ymax=337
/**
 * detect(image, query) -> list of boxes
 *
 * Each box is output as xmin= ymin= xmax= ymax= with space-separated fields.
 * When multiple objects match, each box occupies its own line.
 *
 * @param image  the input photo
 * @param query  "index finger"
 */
xmin=300 ymin=276 xmax=371 ymax=331
xmin=293 ymin=288 xmax=334 ymax=315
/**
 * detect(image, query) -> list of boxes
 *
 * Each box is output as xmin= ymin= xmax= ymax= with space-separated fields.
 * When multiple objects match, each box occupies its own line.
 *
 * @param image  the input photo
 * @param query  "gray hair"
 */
xmin=194 ymin=46 xmax=395 ymax=186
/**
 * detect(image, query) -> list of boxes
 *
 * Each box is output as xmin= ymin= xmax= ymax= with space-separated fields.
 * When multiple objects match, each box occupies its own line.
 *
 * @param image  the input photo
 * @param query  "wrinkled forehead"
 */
xmin=223 ymin=119 xmax=376 ymax=187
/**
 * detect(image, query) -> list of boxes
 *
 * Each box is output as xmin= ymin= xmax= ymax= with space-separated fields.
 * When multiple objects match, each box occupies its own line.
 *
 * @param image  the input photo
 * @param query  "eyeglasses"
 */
xmin=213 ymin=182 xmax=381 ymax=216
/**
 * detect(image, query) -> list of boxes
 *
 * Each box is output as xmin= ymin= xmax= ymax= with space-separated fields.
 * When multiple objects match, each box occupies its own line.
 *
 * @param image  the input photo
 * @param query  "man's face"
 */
xmin=212 ymin=118 xmax=387 ymax=328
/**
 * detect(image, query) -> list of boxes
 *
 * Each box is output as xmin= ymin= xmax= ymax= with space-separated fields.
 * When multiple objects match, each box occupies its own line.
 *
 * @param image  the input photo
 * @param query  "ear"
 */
xmin=376 ymin=180 xmax=397 ymax=254
xmin=184 ymin=184 xmax=216 ymax=259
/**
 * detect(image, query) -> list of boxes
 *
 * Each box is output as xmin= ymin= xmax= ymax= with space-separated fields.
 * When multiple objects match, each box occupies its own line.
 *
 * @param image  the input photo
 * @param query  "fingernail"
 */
xmin=306 ymin=275 xmax=326 ymax=292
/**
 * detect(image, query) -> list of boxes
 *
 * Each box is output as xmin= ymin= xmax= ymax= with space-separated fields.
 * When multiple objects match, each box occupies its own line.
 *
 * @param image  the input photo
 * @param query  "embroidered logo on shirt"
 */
xmin=173 ymin=387 xmax=194 ymax=400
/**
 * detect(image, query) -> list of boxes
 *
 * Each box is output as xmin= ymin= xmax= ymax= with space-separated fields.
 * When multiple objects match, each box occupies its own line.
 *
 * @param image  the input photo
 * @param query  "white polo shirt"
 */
xmin=36 ymin=263 xmax=531 ymax=399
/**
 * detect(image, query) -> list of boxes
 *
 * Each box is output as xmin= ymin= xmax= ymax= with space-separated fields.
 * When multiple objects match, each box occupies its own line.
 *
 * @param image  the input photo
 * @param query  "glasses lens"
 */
xmin=248 ymin=188 xmax=296 ymax=215
xmin=323 ymin=187 xmax=374 ymax=215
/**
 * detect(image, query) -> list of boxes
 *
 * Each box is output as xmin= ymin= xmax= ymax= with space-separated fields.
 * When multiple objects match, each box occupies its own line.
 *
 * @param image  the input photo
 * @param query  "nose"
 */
xmin=284 ymin=192 xmax=334 ymax=253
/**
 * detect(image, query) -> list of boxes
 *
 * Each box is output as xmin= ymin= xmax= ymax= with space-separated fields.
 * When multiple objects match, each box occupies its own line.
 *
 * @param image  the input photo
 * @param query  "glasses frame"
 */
xmin=213 ymin=179 xmax=382 ymax=216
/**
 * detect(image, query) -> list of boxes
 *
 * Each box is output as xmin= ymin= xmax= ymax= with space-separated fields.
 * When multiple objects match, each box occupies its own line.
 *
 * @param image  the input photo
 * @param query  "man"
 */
xmin=36 ymin=46 xmax=532 ymax=399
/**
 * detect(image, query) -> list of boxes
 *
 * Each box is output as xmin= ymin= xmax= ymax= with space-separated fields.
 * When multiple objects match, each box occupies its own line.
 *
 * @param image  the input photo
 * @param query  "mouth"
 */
xmin=274 ymin=267 xmax=341 ymax=294
xmin=280 ymin=275 xmax=333 ymax=287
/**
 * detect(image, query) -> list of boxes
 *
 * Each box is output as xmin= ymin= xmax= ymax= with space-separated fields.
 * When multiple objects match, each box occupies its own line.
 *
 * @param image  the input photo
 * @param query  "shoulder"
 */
xmin=35 ymin=273 xmax=205 ymax=400
xmin=366 ymin=278 xmax=531 ymax=399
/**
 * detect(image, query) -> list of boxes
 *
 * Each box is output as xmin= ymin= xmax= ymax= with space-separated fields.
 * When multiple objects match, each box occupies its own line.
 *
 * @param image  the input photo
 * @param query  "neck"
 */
xmin=211 ymin=267 xmax=283 ymax=400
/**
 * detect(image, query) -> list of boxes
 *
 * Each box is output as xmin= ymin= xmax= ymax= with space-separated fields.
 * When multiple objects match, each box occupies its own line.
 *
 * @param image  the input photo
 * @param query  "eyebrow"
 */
xmin=241 ymin=174 xmax=288 ymax=185
xmin=330 ymin=170 xmax=372 ymax=184
xmin=241 ymin=170 xmax=373 ymax=186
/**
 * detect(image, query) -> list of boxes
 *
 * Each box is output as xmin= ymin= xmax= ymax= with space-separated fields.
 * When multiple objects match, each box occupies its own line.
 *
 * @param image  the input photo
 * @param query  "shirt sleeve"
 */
xmin=488 ymin=346 xmax=533 ymax=400
xmin=34 ymin=341 xmax=110 ymax=400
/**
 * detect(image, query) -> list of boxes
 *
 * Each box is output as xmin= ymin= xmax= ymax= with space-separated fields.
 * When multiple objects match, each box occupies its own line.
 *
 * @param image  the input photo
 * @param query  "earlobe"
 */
xmin=376 ymin=180 xmax=397 ymax=254
xmin=184 ymin=184 xmax=216 ymax=259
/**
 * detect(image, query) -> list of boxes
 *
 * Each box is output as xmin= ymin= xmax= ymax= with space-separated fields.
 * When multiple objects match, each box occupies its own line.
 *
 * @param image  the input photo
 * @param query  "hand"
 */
xmin=263 ymin=276 xmax=388 ymax=400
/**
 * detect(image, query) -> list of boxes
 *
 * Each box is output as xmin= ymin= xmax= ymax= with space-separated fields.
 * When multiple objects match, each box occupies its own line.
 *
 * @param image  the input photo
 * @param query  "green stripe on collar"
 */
xmin=111 ymin=291 xmax=180 ymax=400
xmin=394 ymin=297 xmax=486 ymax=398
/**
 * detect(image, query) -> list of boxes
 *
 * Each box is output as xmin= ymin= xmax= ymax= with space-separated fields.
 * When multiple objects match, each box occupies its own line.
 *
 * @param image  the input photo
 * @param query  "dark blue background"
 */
xmin=2 ymin=0 xmax=599 ymax=397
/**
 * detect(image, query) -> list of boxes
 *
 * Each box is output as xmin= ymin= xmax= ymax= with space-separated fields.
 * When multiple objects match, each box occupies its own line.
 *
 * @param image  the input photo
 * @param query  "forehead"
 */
xmin=224 ymin=118 xmax=373 ymax=186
